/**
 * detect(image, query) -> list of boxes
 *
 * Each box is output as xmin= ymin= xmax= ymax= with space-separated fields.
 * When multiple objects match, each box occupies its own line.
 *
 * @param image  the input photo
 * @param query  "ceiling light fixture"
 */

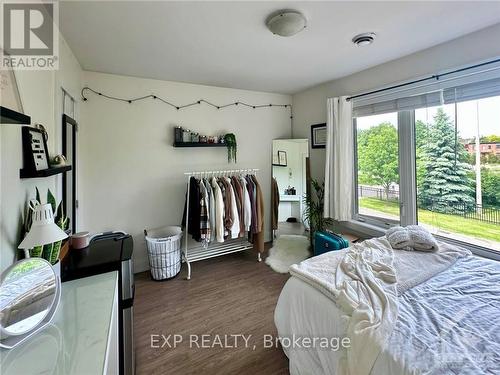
xmin=266 ymin=10 xmax=307 ymax=37
xmin=352 ymin=32 xmax=376 ymax=46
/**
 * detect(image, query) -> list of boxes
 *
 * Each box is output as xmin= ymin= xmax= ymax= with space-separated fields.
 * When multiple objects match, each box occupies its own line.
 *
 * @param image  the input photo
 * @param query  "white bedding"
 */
xmin=275 ymin=254 xmax=500 ymax=374
xmin=289 ymin=237 xmax=399 ymax=375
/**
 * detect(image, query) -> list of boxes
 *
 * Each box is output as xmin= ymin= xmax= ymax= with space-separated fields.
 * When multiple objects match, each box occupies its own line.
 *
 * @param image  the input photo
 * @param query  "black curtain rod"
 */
xmin=346 ymin=57 xmax=500 ymax=102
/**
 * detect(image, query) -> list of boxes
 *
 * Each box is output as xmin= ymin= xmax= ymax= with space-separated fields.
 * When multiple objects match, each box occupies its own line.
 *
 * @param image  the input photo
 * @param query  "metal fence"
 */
xmin=358 ymin=185 xmax=399 ymax=201
xmin=420 ymin=200 xmax=500 ymax=225
xmin=358 ymin=185 xmax=500 ymax=225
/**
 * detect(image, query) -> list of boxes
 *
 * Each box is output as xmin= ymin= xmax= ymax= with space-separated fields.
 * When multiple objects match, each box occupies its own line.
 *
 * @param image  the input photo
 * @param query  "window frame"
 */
xmin=351 ymin=103 xmax=499 ymax=260
xmin=352 ymin=115 xmax=401 ymax=228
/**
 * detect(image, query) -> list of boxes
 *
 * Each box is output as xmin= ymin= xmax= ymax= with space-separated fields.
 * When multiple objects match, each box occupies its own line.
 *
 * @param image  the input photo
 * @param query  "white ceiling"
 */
xmin=59 ymin=1 xmax=500 ymax=94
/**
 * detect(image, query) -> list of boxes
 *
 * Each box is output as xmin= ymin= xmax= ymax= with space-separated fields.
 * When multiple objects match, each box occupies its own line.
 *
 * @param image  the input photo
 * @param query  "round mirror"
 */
xmin=0 ymin=258 xmax=57 ymax=336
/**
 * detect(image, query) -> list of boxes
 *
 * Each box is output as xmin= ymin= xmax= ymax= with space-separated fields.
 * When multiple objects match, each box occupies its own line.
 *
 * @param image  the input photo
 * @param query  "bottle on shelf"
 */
xmin=174 ymin=126 xmax=183 ymax=143
xmin=183 ymin=129 xmax=191 ymax=143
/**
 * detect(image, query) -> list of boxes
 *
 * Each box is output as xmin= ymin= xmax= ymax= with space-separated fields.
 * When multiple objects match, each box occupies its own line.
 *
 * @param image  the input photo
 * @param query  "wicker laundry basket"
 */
xmin=144 ymin=226 xmax=183 ymax=280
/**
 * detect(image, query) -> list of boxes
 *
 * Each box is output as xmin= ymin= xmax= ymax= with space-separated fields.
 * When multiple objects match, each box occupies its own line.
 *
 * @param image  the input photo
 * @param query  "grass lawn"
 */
xmin=359 ymin=197 xmax=500 ymax=243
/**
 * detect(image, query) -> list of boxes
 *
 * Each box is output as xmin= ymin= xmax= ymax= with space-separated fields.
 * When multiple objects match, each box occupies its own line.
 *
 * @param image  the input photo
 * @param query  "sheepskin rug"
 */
xmin=265 ymin=235 xmax=311 ymax=273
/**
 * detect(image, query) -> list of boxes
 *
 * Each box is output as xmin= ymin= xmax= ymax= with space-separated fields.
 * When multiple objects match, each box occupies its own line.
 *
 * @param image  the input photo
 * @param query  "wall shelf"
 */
xmin=173 ymin=142 xmax=226 ymax=148
xmin=1 ymin=106 xmax=31 ymax=125
xmin=20 ymin=165 xmax=72 ymax=179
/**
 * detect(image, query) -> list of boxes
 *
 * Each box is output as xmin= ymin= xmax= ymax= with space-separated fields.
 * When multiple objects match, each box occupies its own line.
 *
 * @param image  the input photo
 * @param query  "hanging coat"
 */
xmin=204 ymin=178 xmax=216 ymax=242
xmin=240 ymin=176 xmax=252 ymax=232
xmin=245 ymin=175 xmax=257 ymax=234
xmin=211 ymin=177 xmax=225 ymax=243
xmin=272 ymin=177 xmax=280 ymax=230
xmin=251 ymin=175 xmax=265 ymax=253
xmin=219 ymin=179 xmax=233 ymax=236
xmin=199 ymin=180 xmax=210 ymax=244
xmin=224 ymin=177 xmax=240 ymax=239
xmin=182 ymin=177 xmax=201 ymax=242
xmin=231 ymin=176 xmax=245 ymax=237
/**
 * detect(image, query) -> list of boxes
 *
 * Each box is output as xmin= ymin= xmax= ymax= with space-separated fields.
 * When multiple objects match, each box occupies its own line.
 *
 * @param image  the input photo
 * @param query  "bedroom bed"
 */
xmin=274 ymin=237 xmax=500 ymax=375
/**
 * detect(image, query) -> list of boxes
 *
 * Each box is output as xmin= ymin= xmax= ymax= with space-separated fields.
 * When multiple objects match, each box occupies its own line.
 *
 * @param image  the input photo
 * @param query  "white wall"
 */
xmin=0 ymin=38 xmax=82 ymax=273
xmin=79 ymin=71 xmax=291 ymax=272
xmin=292 ymin=23 xmax=500 ymax=183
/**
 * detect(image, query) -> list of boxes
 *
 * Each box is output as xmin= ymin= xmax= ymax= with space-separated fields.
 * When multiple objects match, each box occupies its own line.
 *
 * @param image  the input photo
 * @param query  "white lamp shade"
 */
xmin=18 ymin=204 xmax=68 ymax=249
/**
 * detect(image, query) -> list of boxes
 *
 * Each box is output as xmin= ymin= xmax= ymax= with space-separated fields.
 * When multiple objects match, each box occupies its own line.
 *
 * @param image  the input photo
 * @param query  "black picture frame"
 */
xmin=1 ymin=106 xmax=30 ymax=125
xmin=277 ymin=150 xmax=287 ymax=166
xmin=21 ymin=126 xmax=50 ymax=172
xmin=0 ymin=62 xmax=30 ymax=125
xmin=62 ymin=114 xmax=78 ymax=234
xmin=311 ymin=123 xmax=327 ymax=149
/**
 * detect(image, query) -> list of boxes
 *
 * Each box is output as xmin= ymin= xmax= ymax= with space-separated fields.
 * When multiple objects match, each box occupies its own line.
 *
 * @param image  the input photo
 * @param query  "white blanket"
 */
xmin=275 ymin=255 xmax=500 ymax=375
xmin=288 ymin=237 xmax=470 ymax=375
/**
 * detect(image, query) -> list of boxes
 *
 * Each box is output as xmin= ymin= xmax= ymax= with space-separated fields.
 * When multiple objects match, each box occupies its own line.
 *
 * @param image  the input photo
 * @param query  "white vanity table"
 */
xmin=0 ymin=271 xmax=119 ymax=375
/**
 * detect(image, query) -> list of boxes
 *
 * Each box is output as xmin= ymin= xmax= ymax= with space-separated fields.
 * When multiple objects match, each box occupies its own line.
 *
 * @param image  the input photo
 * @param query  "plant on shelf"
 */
xmin=302 ymin=179 xmax=333 ymax=243
xmin=21 ymin=187 xmax=69 ymax=265
xmin=224 ymin=133 xmax=237 ymax=163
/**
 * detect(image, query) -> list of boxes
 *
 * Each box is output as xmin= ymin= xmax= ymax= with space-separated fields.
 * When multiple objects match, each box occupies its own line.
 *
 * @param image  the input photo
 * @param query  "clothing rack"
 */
xmin=183 ymin=168 xmax=261 ymax=280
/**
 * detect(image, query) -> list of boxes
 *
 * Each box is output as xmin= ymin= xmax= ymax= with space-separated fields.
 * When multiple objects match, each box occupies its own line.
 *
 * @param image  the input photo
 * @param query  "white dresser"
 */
xmin=0 ymin=271 xmax=119 ymax=375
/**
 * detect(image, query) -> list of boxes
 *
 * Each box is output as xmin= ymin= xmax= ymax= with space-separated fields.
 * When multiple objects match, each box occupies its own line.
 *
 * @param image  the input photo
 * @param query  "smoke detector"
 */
xmin=266 ymin=10 xmax=307 ymax=37
xmin=352 ymin=32 xmax=376 ymax=46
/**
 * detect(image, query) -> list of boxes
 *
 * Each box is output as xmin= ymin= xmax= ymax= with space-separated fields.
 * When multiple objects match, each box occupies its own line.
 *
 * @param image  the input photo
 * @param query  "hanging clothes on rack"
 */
xmin=182 ymin=176 xmax=201 ymax=241
xmin=210 ymin=177 xmax=225 ymax=243
xmin=246 ymin=175 xmax=257 ymax=234
xmin=182 ymin=169 xmax=262 ymax=279
xmin=204 ymin=178 xmax=216 ymax=242
xmin=182 ymin=173 xmax=263 ymax=248
xmin=231 ymin=176 xmax=245 ymax=237
xmin=218 ymin=178 xmax=231 ymax=238
xmin=240 ymin=175 xmax=252 ymax=232
xmin=199 ymin=179 xmax=210 ymax=247
xmin=224 ymin=177 xmax=240 ymax=239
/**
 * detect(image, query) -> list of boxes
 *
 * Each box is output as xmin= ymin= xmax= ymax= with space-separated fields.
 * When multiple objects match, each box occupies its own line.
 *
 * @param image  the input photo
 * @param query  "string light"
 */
xmin=81 ymin=87 xmax=294 ymax=120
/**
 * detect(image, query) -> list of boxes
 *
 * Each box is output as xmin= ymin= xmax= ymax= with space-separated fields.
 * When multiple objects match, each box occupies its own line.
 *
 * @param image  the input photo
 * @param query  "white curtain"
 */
xmin=324 ymin=96 xmax=353 ymax=221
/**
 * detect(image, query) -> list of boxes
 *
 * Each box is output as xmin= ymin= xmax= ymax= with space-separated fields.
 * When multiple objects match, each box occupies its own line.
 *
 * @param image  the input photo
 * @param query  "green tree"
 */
xmin=480 ymin=134 xmax=500 ymax=143
xmin=357 ymin=122 xmax=399 ymax=199
xmin=419 ymin=108 xmax=474 ymax=212
xmin=480 ymin=168 xmax=500 ymax=206
xmin=482 ymin=153 xmax=500 ymax=165
xmin=415 ymin=120 xmax=429 ymax=192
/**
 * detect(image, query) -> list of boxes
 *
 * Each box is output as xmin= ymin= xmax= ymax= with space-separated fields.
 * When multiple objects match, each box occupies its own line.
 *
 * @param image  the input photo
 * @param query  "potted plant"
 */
xmin=224 ymin=133 xmax=237 ymax=163
xmin=21 ymin=188 xmax=69 ymax=275
xmin=302 ymin=179 xmax=333 ymax=247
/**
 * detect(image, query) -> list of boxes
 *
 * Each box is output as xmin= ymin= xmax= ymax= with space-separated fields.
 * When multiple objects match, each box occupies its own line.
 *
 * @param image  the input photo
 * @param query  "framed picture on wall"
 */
xmin=278 ymin=150 xmax=287 ymax=166
xmin=0 ymin=51 xmax=24 ymax=114
xmin=311 ymin=123 xmax=327 ymax=149
xmin=21 ymin=127 xmax=50 ymax=171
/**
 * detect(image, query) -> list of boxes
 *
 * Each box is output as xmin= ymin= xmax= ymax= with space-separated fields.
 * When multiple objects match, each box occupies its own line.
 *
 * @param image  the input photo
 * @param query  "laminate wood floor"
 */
xmin=134 ymin=248 xmax=290 ymax=375
xmin=276 ymin=222 xmax=308 ymax=237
